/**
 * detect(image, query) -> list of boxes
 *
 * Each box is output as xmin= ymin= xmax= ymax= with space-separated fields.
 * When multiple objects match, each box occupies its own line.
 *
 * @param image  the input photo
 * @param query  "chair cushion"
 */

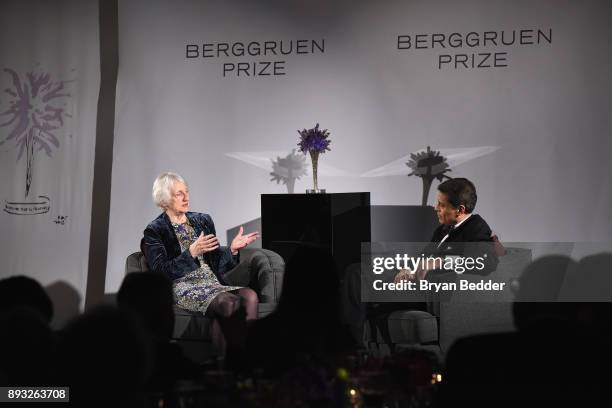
xmin=173 ymin=306 xmax=213 ymax=341
xmin=257 ymin=302 xmax=277 ymax=319
xmin=386 ymin=310 xmax=438 ymax=344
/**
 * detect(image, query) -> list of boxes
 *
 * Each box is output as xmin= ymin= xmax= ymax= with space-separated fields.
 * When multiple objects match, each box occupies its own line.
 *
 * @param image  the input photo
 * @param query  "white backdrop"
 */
xmin=0 ymin=0 xmax=99 ymax=313
xmin=105 ymin=0 xmax=612 ymax=292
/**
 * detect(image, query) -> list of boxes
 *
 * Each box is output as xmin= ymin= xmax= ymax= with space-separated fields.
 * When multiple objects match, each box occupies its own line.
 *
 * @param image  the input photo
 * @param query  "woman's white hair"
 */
xmin=152 ymin=172 xmax=187 ymax=209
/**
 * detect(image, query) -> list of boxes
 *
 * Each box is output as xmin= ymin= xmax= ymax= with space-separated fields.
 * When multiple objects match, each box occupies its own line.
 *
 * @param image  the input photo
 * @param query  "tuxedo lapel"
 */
xmin=446 ymin=215 xmax=477 ymax=242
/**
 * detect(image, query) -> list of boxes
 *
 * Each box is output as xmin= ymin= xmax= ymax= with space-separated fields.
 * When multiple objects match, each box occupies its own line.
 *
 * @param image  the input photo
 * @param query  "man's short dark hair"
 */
xmin=438 ymin=178 xmax=477 ymax=213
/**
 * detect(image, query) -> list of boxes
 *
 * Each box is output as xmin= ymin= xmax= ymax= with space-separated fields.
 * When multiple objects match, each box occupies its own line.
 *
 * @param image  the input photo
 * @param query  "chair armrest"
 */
xmin=125 ymin=251 xmax=149 ymax=274
xmin=223 ymin=248 xmax=284 ymax=303
xmin=126 ymin=249 xmax=285 ymax=303
xmin=437 ymin=247 xmax=532 ymax=352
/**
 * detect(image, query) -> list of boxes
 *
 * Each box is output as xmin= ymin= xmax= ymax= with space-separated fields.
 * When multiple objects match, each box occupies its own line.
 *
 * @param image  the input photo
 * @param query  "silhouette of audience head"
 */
xmin=512 ymin=255 xmax=577 ymax=331
xmin=0 ymin=275 xmax=53 ymax=323
xmin=0 ymin=307 xmax=56 ymax=385
xmin=560 ymin=253 xmax=612 ymax=336
xmin=118 ymin=271 xmax=175 ymax=342
xmin=565 ymin=253 xmax=612 ymax=301
xmin=58 ymin=306 xmax=152 ymax=403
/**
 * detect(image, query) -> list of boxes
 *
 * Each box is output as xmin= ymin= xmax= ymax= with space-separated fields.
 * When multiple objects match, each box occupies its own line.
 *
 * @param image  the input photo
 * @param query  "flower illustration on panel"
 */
xmin=407 ymin=146 xmax=452 ymax=206
xmin=270 ymin=149 xmax=308 ymax=193
xmin=0 ymin=68 xmax=72 ymax=198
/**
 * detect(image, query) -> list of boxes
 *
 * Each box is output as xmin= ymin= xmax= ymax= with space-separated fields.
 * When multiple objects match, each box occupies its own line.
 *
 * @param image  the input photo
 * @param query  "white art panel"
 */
xmin=0 ymin=0 xmax=100 ymax=321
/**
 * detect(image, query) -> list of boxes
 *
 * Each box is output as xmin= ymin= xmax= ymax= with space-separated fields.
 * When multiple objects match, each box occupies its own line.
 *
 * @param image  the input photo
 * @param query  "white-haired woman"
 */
xmin=142 ymin=172 xmax=259 ymax=354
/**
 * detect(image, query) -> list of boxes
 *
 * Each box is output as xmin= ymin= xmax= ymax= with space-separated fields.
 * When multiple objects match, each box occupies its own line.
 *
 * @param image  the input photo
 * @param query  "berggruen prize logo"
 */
xmin=185 ymin=39 xmax=325 ymax=77
xmin=397 ymin=28 xmax=552 ymax=69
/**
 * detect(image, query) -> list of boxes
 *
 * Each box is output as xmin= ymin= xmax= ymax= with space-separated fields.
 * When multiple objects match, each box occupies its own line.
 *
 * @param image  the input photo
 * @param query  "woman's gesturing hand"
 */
xmin=189 ymin=232 xmax=219 ymax=258
xmin=230 ymin=226 xmax=260 ymax=255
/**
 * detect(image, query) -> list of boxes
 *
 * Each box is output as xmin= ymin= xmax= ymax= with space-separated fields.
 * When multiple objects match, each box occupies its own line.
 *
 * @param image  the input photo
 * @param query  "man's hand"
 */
xmin=394 ymin=264 xmax=434 ymax=282
xmin=394 ymin=269 xmax=415 ymax=283
xmin=415 ymin=267 xmax=430 ymax=280
xmin=189 ymin=232 xmax=219 ymax=258
xmin=415 ymin=257 xmax=445 ymax=279
xmin=230 ymin=226 xmax=259 ymax=255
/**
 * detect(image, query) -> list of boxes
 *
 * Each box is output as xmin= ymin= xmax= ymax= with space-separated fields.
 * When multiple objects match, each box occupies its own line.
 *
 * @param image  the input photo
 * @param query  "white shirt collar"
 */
xmin=452 ymin=213 xmax=472 ymax=230
xmin=438 ymin=213 xmax=473 ymax=246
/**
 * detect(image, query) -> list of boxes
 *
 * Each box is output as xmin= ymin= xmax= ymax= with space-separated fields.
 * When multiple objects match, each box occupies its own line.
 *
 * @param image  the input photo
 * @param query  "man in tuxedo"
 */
xmin=343 ymin=178 xmax=497 ymax=346
xmin=395 ymin=177 xmax=498 ymax=281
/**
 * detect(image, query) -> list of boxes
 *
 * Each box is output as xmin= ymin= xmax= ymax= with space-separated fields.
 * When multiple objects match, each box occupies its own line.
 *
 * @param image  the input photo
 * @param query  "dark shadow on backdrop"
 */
xmin=85 ymin=0 xmax=119 ymax=308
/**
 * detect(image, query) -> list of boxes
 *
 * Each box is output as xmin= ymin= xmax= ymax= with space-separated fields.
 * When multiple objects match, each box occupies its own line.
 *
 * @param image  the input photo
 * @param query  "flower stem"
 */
xmin=287 ymin=169 xmax=295 ymax=194
xmin=310 ymin=151 xmax=319 ymax=191
xmin=421 ymin=177 xmax=433 ymax=206
xmin=25 ymin=132 xmax=35 ymax=198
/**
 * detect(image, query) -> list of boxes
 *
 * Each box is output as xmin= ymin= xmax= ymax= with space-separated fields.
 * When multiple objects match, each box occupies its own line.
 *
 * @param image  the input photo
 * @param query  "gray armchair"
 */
xmin=436 ymin=247 xmax=532 ymax=352
xmin=124 ymin=248 xmax=284 ymax=349
xmin=368 ymin=247 xmax=532 ymax=355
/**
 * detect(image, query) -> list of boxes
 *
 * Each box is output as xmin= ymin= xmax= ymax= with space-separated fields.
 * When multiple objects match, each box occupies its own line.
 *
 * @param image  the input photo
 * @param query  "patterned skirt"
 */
xmin=173 ymin=263 xmax=243 ymax=315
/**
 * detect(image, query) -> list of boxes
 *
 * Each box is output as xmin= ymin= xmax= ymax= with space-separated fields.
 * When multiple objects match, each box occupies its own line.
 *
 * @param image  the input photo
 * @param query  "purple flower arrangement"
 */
xmin=297 ymin=123 xmax=332 ymax=193
xmin=297 ymin=123 xmax=331 ymax=154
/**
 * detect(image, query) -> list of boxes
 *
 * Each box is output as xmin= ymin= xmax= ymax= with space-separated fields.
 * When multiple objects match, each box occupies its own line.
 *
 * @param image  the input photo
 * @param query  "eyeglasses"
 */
xmin=172 ymin=190 xmax=189 ymax=199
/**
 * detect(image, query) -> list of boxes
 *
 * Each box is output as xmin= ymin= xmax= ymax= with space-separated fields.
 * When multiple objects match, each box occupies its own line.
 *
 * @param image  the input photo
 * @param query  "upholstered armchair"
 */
xmin=125 ymin=247 xmax=284 ymax=358
xmin=367 ymin=247 xmax=532 ymax=355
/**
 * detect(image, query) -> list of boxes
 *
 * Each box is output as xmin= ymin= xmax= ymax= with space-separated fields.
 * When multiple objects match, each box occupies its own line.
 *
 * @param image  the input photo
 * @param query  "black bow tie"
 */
xmin=446 ymin=225 xmax=455 ymax=234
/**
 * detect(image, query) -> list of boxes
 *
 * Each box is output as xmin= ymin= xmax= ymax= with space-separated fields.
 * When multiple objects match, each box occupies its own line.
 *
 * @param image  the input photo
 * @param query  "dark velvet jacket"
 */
xmin=142 ymin=212 xmax=239 ymax=283
xmin=426 ymin=214 xmax=499 ymax=275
